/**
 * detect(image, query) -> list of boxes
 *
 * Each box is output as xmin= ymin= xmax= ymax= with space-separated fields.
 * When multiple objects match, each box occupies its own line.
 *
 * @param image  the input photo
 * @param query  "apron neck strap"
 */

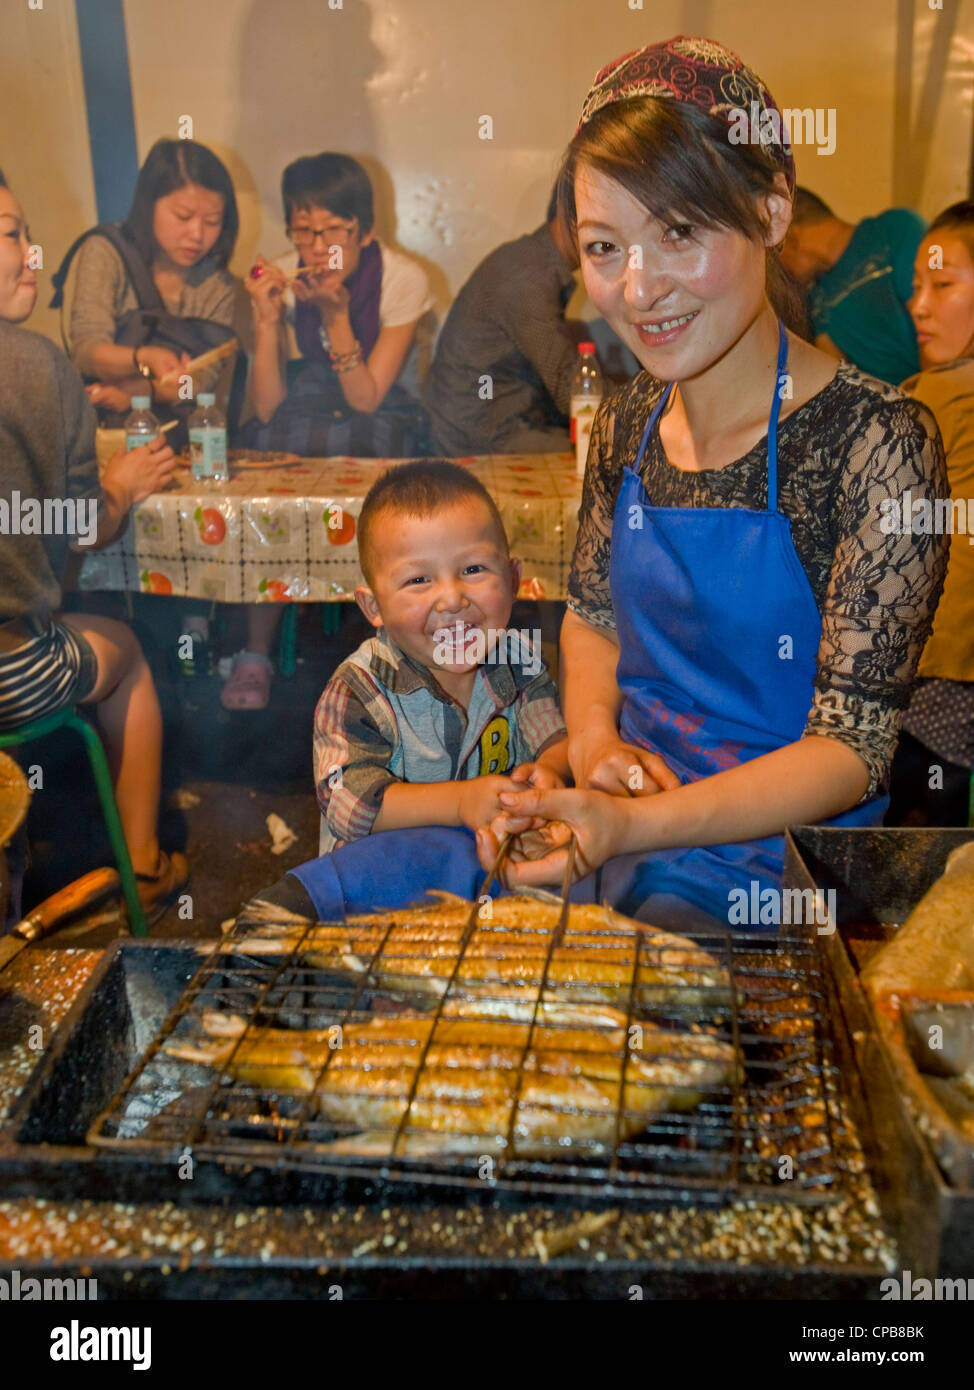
xmin=633 ymin=319 xmax=790 ymax=512
xmin=766 ymin=319 xmax=789 ymax=513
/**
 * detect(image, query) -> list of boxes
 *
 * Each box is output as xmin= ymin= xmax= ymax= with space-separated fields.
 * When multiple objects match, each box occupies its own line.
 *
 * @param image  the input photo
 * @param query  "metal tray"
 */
xmin=784 ymin=826 xmax=974 ymax=1279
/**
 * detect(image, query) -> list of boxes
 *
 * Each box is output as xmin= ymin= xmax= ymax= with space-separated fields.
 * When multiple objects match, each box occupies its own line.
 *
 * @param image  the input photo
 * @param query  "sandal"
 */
xmin=136 ymin=850 xmax=189 ymax=926
xmin=220 ymin=651 xmax=273 ymax=711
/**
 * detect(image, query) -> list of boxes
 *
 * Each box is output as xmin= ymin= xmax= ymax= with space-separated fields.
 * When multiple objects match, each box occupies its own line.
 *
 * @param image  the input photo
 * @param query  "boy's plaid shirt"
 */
xmin=313 ymin=629 xmax=565 ymax=850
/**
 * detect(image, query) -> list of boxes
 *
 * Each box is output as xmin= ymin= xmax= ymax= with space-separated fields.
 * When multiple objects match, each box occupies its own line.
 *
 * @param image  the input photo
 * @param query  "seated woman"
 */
xmin=58 ymin=137 xmax=240 ymax=422
xmin=225 ymin=153 xmax=435 ymax=711
xmin=889 ymin=201 xmax=974 ymax=824
xmin=0 ymin=170 xmax=186 ymax=921
xmin=243 ymin=38 xmax=947 ymax=933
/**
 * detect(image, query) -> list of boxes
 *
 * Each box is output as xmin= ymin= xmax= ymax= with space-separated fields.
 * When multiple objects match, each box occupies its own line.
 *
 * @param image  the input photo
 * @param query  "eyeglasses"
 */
xmin=287 ymin=220 xmax=358 ymax=248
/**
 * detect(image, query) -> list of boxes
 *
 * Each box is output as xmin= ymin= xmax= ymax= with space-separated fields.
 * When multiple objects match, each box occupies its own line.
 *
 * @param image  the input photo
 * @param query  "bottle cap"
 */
xmin=197 ymin=392 xmax=216 ymax=407
xmin=130 ymin=395 xmax=151 ymax=409
xmin=578 ymin=342 xmax=596 ymax=355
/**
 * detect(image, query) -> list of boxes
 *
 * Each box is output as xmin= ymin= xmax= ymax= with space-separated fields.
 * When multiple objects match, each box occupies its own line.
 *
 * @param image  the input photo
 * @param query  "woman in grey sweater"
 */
xmin=65 ymin=139 xmax=239 ymax=416
xmin=0 ymin=171 xmax=186 ymax=921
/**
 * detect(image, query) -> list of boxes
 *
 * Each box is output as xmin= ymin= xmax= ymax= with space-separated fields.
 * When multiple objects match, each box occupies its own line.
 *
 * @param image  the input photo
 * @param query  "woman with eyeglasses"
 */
xmin=227 ymin=153 xmax=435 ymax=710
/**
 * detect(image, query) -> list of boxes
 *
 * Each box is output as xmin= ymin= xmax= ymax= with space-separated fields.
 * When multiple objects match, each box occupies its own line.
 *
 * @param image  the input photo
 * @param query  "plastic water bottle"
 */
xmin=124 ymin=396 xmax=159 ymax=453
xmin=570 ymin=342 xmax=603 ymax=474
xmin=188 ymin=392 xmax=228 ymax=484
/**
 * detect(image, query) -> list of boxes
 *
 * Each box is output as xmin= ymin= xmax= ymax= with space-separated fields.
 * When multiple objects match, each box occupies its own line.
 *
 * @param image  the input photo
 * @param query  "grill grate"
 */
xmin=88 ymin=915 xmax=851 ymax=1206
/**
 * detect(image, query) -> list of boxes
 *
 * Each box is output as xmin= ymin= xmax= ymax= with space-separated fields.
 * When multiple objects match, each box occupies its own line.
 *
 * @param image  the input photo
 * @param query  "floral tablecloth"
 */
xmin=79 ymin=452 xmax=582 ymax=603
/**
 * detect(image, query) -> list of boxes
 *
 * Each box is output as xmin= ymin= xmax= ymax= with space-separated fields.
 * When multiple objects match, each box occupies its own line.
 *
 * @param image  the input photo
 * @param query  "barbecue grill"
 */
xmin=0 ymin=900 xmax=895 ymax=1297
xmin=64 ymin=911 xmax=854 ymax=1208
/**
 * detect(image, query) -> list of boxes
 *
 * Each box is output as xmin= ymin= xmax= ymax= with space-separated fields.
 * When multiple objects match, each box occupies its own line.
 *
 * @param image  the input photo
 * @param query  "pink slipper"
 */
xmin=221 ymin=652 xmax=273 ymax=711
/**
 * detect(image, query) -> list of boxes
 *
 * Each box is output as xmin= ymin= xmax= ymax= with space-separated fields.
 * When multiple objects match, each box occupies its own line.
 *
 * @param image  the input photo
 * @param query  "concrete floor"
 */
xmin=10 ymin=595 xmax=562 ymax=945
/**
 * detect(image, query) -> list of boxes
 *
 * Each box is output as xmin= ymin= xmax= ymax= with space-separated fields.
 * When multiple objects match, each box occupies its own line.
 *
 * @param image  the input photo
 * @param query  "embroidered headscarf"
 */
xmin=577 ymin=36 xmax=795 ymax=195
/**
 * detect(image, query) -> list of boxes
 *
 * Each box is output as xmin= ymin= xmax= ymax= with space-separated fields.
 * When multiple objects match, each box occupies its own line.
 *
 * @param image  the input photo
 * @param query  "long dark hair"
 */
xmin=120 ymin=139 xmax=238 ymax=269
xmin=557 ymin=98 xmax=810 ymax=339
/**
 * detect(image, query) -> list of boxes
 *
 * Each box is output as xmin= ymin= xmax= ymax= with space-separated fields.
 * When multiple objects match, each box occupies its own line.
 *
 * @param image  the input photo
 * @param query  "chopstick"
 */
xmin=462 ymin=832 xmax=512 ymax=945
xmin=158 ymin=337 xmax=239 ymax=385
xmin=552 ymin=833 xmax=577 ymax=946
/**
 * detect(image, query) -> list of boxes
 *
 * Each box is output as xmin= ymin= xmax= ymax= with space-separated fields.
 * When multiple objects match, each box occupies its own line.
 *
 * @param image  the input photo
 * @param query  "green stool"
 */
xmin=277 ymin=603 xmax=344 ymax=678
xmin=0 ymin=708 xmax=148 ymax=937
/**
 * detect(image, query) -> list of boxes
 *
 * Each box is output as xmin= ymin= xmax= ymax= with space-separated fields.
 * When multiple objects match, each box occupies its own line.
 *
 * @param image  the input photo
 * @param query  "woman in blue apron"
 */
xmin=266 ymin=37 xmax=947 ymax=933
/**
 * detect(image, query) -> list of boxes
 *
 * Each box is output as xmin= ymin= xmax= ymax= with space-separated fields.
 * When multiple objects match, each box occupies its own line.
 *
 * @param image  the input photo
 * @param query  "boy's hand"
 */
xmin=457 ymin=774 xmax=519 ymax=831
xmin=510 ymin=761 xmax=565 ymax=792
xmin=103 ymin=438 xmax=178 ymax=508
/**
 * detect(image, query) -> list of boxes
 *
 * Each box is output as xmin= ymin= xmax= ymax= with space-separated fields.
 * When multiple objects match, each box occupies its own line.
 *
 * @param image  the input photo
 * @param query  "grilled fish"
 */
xmin=229 ymin=890 xmax=730 ymax=1013
xmin=166 ymin=1008 xmax=735 ymax=1158
xmin=863 ymin=841 xmax=974 ymax=1000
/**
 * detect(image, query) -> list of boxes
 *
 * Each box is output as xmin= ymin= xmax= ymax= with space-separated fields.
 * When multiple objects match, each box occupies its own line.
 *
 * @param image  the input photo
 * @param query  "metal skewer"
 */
xmin=461 ymin=832 xmax=512 ymax=945
xmin=552 ymin=832 xmax=577 ymax=946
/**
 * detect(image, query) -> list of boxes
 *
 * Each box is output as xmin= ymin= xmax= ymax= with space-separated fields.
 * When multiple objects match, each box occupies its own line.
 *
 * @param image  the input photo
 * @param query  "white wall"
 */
xmin=2 ymin=0 xmax=972 ymax=345
xmin=0 ymin=1 xmax=96 ymax=343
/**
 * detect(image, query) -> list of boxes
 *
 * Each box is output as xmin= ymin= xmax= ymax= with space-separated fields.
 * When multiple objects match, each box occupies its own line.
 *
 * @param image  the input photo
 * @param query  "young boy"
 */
xmin=314 ymin=459 xmax=569 ymax=853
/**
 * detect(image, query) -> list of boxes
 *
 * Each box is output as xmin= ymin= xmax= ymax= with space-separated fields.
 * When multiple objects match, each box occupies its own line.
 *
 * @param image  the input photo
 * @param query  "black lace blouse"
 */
xmin=567 ymin=363 xmax=949 ymax=797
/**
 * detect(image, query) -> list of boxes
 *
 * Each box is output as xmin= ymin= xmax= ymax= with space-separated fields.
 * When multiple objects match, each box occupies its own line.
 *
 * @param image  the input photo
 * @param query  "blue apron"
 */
xmin=289 ymin=321 xmax=885 ymax=928
xmin=599 ymin=319 xmax=886 ymax=925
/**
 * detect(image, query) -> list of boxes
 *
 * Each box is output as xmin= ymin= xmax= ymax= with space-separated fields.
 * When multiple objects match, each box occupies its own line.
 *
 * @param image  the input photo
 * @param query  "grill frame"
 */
xmin=80 ymin=909 xmax=856 ymax=1209
xmin=785 ymin=825 xmax=974 ymax=1279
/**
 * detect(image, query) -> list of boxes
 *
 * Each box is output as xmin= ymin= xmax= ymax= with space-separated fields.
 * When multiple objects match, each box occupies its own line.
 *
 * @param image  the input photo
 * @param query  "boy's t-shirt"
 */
xmin=313 ymin=629 xmax=566 ymax=852
xmin=275 ymin=241 xmax=436 ymax=398
xmin=808 ymin=208 xmax=926 ymax=385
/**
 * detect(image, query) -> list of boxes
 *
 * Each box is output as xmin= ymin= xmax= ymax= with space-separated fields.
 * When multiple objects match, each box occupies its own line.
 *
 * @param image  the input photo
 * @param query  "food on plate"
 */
xmin=166 ymin=1008 xmax=736 ymax=1157
xmin=862 ymin=841 xmax=974 ymax=1000
xmin=230 ymin=889 xmax=731 ymax=1011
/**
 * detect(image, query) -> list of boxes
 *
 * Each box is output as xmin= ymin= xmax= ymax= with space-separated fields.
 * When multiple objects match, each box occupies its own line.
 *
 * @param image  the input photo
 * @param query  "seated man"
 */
xmin=240 ymin=459 xmax=569 ymax=923
xmin=424 ymin=191 xmax=580 ymax=454
xmin=779 ymin=187 xmax=926 ymax=384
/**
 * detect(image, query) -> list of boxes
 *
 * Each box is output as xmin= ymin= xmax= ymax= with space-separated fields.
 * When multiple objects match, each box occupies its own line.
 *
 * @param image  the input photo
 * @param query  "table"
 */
xmin=79 ymin=452 xmax=583 ymax=603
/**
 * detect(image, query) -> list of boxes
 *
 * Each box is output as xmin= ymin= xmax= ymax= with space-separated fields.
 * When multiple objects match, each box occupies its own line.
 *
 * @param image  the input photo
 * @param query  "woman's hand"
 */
xmin=137 ymin=345 xmax=184 ymax=383
xmin=569 ymin=726 xmax=681 ymax=797
xmin=475 ymin=785 xmax=637 ymax=888
xmin=152 ymin=352 xmax=192 ymax=404
xmin=103 ymin=437 xmax=178 ymax=508
xmin=87 ymin=382 xmax=140 ymax=414
xmin=246 ymin=257 xmax=287 ymax=326
xmin=293 ymin=268 xmax=349 ymax=327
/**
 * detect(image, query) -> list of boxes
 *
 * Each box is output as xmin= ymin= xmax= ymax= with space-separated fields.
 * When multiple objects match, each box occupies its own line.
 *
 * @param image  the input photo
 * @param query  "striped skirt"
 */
xmin=0 ymin=618 xmax=98 ymax=731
